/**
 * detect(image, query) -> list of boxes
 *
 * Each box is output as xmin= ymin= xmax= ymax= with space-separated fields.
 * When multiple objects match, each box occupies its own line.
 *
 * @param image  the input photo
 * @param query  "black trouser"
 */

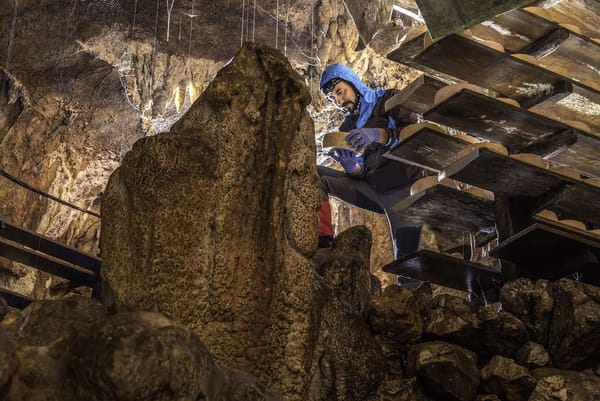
xmin=318 ymin=165 xmax=421 ymax=258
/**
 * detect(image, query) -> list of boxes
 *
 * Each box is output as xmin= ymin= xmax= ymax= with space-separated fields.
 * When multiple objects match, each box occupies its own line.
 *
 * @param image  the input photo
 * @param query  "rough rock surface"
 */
xmin=407 ymin=340 xmax=481 ymax=401
xmin=514 ymin=341 xmax=550 ymax=370
xmin=369 ymin=282 xmax=432 ymax=373
xmin=529 ymin=367 xmax=600 ymax=401
xmin=308 ymin=227 xmax=388 ymax=400
xmin=0 ymin=297 xmax=280 ymax=401
xmin=102 ymin=42 xmax=319 ymax=399
xmin=499 ymin=279 xmax=554 ymax=345
xmin=425 ymin=293 xmax=529 ymax=360
xmin=480 ymin=355 xmax=537 ymax=401
xmin=546 ymin=278 xmax=600 ymax=370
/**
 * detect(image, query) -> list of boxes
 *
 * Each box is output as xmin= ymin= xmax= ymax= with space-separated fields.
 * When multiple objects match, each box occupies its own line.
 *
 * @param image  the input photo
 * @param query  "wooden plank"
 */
xmin=548 ymin=180 xmax=600 ymax=229
xmin=0 ymin=287 xmax=33 ymax=310
xmin=384 ymin=126 xmax=469 ymax=172
xmin=533 ymin=214 xmax=600 ymax=241
xmin=547 ymin=133 xmax=600 ymax=178
xmin=424 ymin=89 xmax=580 ymax=153
xmin=524 ymin=1 xmax=600 ymax=40
xmin=467 ymin=9 xmax=600 ymax=91
xmin=0 ymin=220 xmax=100 ymax=273
xmin=414 ymin=34 xmax=576 ymax=108
xmin=0 ymin=237 xmax=96 ymax=285
xmin=467 ymin=8 xmax=555 ymax=53
xmin=414 ymin=0 xmax=536 ymax=39
xmin=382 ymin=249 xmax=502 ymax=300
xmin=489 ymin=223 xmax=600 ymax=284
xmin=531 ymin=86 xmax=600 ymax=134
xmin=441 ymin=147 xmax=575 ymax=198
xmin=389 ymin=184 xmax=495 ymax=233
xmin=396 ymin=75 xmax=449 ymax=114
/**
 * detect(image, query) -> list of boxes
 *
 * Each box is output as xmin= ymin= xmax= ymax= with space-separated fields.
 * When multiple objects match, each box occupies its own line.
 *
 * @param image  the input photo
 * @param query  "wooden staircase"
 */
xmin=0 ymin=220 xmax=100 ymax=309
xmin=381 ymin=0 xmax=600 ymax=300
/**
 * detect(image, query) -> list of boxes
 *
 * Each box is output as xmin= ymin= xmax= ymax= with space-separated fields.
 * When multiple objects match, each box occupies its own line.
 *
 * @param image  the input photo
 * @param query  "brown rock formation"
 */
xmin=546 ymin=278 xmax=600 ymax=370
xmin=0 ymin=297 xmax=281 ymax=401
xmin=480 ymin=355 xmax=536 ymax=401
xmin=101 ymin=42 xmax=318 ymax=398
xmin=407 ymin=340 xmax=481 ymax=401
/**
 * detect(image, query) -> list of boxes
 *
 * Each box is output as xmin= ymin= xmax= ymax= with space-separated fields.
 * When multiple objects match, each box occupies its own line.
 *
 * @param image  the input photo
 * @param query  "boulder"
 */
xmin=0 ymin=297 xmax=281 ymax=401
xmin=480 ymin=355 xmax=536 ymax=401
xmin=307 ymin=227 xmax=388 ymax=400
xmin=529 ymin=367 xmax=600 ymax=401
xmin=425 ymin=294 xmax=529 ymax=359
xmin=407 ymin=341 xmax=480 ymax=401
xmin=546 ymin=279 xmax=600 ymax=370
xmin=101 ymin=42 xmax=319 ymax=398
xmin=514 ymin=342 xmax=550 ymax=369
xmin=499 ymin=279 xmax=553 ymax=345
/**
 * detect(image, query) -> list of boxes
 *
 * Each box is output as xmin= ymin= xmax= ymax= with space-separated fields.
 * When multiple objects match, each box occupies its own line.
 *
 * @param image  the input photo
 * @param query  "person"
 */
xmin=317 ymin=63 xmax=424 ymax=262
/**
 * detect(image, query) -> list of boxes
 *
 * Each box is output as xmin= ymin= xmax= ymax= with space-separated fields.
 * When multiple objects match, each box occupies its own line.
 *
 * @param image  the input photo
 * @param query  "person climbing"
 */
xmin=317 ymin=63 xmax=425 ymax=265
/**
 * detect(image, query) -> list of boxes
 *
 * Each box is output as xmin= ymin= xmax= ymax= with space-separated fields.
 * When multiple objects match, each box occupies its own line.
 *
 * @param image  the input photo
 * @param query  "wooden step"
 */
xmin=382 ymin=249 xmax=503 ymax=302
xmin=425 ymin=88 xmax=600 ymax=178
xmin=384 ymin=122 xmax=472 ymax=172
xmin=425 ymin=87 xmax=580 ymax=154
xmin=523 ymin=3 xmax=600 ymax=40
xmin=0 ymin=237 xmax=96 ymax=285
xmin=389 ymin=184 xmax=495 ymax=233
xmin=0 ymin=220 xmax=100 ymax=273
xmin=489 ymin=223 xmax=600 ymax=285
xmin=441 ymin=148 xmax=600 ymax=228
xmin=466 ymin=8 xmax=600 ymax=91
xmin=411 ymin=33 xmax=579 ymax=107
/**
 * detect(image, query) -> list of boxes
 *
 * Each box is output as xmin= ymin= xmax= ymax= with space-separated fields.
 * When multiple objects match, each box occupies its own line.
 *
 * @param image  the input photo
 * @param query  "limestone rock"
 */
xmin=0 ymin=332 xmax=18 ymax=400
xmin=407 ymin=341 xmax=480 ymax=401
xmin=480 ymin=355 xmax=536 ymax=401
xmin=308 ymin=226 xmax=388 ymax=400
xmin=102 ymin=42 xmax=319 ymax=399
xmin=499 ymin=279 xmax=554 ymax=345
xmin=4 ymin=296 xmax=108 ymax=347
xmin=529 ymin=368 xmax=600 ymax=401
xmin=68 ymin=311 xmax=279 ymax=401
xmin=0 ymin=297 xmax=281 ymax=401
xmin=514 ymin=342 xmax=550 ymax=369
xmin=546 ymin=279 xmax=600 ymax=370
xmin=315 ymin=226 xmax=374 ymax=316
xmin=369 ymin=378 xmax=426 ymax=401
xmin=425 ymin=294 xmax=529 ymax=359
xmin=369 ymin=281 xmax=432 ymax=372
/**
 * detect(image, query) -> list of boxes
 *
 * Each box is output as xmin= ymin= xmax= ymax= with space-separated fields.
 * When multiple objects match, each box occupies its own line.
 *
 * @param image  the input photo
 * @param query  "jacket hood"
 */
xmin=319 ymin=63 xmax=386 ymax=128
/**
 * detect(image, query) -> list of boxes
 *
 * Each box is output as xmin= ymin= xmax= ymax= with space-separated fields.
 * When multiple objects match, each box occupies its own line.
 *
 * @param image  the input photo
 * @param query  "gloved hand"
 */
xmin=346 ymin=127 xmax=381 ymax=152
xmin=329 ymin=148 xmax=362 ymax=175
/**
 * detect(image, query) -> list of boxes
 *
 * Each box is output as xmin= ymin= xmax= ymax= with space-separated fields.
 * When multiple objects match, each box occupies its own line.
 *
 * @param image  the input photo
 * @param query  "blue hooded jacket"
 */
xmin=319 ymin=63 xmax=387 ymax=129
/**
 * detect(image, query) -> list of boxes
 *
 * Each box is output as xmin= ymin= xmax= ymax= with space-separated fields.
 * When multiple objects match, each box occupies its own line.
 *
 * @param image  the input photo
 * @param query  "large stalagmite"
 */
xmin=101 ymin=42 xmax=320 ymax=397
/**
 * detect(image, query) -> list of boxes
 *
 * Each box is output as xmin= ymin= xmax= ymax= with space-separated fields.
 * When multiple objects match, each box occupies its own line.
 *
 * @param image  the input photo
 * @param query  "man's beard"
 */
xmin=341 ymin=101 xmax=356 ymax=114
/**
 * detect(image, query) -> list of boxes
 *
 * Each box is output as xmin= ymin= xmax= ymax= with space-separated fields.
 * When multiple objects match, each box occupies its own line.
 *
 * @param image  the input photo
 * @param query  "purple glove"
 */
xmin=329 ymin=148 xmax=362 ymax=175
xmin=346 ymin=127 xmax=380 ymax=152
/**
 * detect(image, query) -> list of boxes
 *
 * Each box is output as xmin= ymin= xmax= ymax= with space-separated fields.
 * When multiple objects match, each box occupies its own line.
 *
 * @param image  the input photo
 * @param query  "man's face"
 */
xmin=327 ymin=81 xmax=358 ymax=113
